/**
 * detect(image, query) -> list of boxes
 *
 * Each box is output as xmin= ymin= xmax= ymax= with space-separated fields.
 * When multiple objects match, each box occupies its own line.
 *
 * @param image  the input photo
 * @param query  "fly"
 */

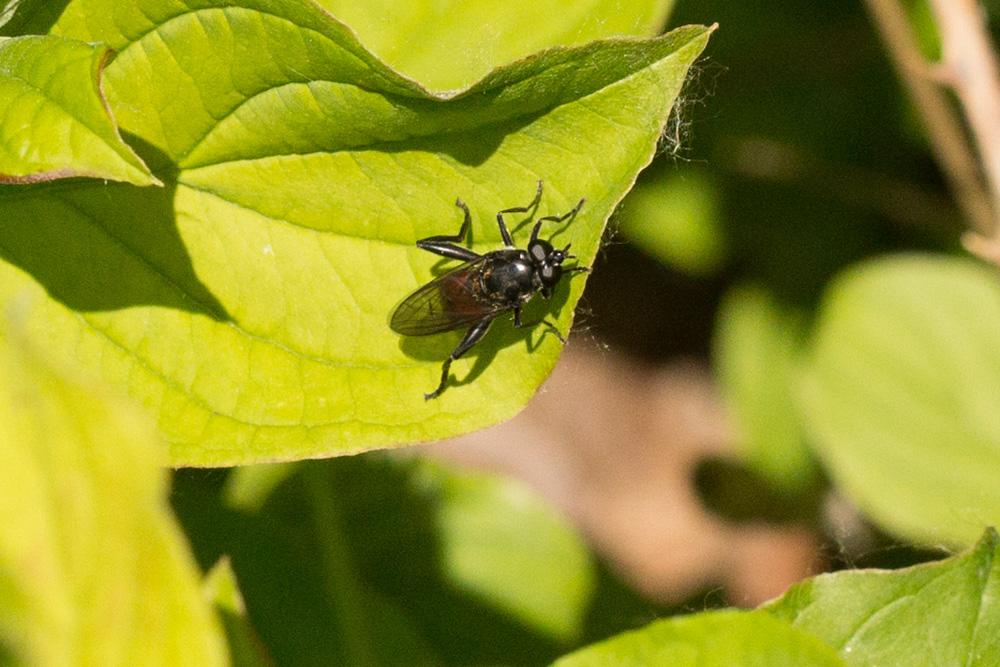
xmin=391 ymin=181 xmax=588 ymax=400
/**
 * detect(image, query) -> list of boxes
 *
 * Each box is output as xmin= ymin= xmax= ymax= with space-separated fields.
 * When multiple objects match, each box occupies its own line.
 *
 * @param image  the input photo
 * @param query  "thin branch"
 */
xmin=929 ymin=0 xmax=1000 ymax=251
xmin=863 ymin=0 xmax=996 ymax=237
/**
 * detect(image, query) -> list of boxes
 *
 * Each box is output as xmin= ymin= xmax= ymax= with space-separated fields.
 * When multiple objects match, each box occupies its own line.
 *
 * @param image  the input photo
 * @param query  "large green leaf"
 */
xmin=0 ymin=35 xmax=156 ymax=185
xmin=799 ymin=255 xmax=1000 ymax=545
xmin=0 ymin=337 xmax=226 ymax=665
xmin=767 ymin=528 xmax=1000 ymax=666
xmin=0 ymin=0 xmax=712 ymax=465
xmin=553 ymin=609 xmax=844 ymax=666
xmin=319 ymin=0 xmax=677 ymax=90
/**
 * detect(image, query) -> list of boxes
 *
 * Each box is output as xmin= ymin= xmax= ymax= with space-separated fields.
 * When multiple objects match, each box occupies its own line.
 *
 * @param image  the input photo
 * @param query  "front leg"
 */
xmin=417 ymin=199 xmax=481 ymax=261
xmin=529 ymin=197 xmax=585 ymax=243
xmin=496 ymin=180 xmax=543 ymax=247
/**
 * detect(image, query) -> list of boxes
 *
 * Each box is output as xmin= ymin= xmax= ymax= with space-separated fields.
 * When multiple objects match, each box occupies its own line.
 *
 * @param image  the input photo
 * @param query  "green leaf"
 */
xmin=767 ymin=528 xmax=1000 ymax=666
xmin=176 ymin=455 xmax=593 ymax=664
xmin=0 ymin=0 xmax=712 ymax=465
xmin=225 ymin=457 xmax=595 ymax=644
xmin=618 ymin=168 xmax=726 ymax=275
xmin=554 ymin=609 xmax=845 ymax=666
xmin=224 ymin=461 xmax=301 ymax=512
xmin=203 ymin=558 xmax=271 ymax=667
xmin=799 ymin=255 xmax=1000 ymax=545
xmin=413 ymin=460 xmax=594 ymax=643
xmin=318 ymin=0 xmax=677 ymax=90
xmin=714 ymin=284 xmax=817 ymax=492
xmin=0 ymin=35 xmax=157 ymax=185
xmin=0 ymin=336 xmax=227 ymax=665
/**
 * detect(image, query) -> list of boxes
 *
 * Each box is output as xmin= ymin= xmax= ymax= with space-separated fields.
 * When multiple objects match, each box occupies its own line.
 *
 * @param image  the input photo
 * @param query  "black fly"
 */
xmin=391 ymin=181 xmax=588 ymax=400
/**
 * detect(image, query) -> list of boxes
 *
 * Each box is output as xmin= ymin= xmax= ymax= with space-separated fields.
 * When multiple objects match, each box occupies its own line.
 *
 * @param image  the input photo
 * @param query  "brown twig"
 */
xmin=928 ymin=0 xmax=1000 ymax=257
xmin=862 ymin=0 xmax=996 ymax=239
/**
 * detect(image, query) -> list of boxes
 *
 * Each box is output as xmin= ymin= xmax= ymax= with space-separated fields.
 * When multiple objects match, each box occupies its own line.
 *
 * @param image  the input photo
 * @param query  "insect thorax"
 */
xmin=480 ymin=250 xmax=536 ymax=304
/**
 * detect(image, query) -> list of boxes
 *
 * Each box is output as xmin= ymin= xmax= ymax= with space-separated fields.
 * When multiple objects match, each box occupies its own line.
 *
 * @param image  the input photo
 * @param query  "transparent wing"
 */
xmin=391 ymin=258 xmax=506 ymax=336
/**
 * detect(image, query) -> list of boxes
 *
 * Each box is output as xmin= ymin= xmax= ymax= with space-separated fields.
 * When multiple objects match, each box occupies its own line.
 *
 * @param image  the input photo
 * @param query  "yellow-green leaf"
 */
xmin=203 ymin=558 xmax=270 ymax=667
xmin=0 ymin=337 xmax=226 ymax=665
xmin=0 ymin=0 xmax=713 ymax=465
xmin=0 ymin=35 xmax=156 ymax=185
xmin=319 ymin=0 xmax=677 ymax=90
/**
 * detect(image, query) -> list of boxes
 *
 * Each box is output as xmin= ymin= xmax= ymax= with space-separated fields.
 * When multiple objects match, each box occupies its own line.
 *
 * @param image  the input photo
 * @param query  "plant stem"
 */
xmin=862 ymin=0 xmax=996 ymax=238
xmin=928 ymin=0 xmax=1000 ymax=252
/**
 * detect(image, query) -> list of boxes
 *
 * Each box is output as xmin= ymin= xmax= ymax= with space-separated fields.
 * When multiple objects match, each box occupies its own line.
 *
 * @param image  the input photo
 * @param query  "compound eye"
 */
xmin=529 ymin=243 xmax=548 ymax=263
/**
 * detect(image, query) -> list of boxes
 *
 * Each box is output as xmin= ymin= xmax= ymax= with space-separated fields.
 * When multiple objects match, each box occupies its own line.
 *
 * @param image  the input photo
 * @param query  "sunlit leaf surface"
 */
xmin=0 ymin=338 xmax=226 ymax=665
xmin=0 ymin=35 xmax=155 ymax=184
xmin=0 ymin=0 xmax=712 ymax=464
xmin=319 ymin=0 xmax=677 ymax=90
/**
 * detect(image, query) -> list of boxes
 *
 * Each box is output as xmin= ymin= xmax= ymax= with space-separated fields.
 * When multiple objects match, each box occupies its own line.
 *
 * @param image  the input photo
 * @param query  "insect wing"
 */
xmin=391 ymin=258 xmax=500 ymax=335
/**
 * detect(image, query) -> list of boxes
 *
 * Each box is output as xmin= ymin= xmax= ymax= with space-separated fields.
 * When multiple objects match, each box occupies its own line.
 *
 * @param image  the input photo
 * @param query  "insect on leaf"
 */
xmin=0 ymin=0 xmax=713 ymax=465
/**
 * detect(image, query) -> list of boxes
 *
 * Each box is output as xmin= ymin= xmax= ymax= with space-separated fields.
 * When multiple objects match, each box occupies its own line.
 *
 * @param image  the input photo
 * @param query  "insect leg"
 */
xmin=530 ymin=197 xmax=585 ymax=243
xmin=425 ymin=318 xmax=494 ymax=400
xmin=513 ymin=307 xmax=567 ymax=344
xmin=496 ymin=180 xmax=543 ymax=247
xmin=417 ymin=198 xmax=481 ymax=261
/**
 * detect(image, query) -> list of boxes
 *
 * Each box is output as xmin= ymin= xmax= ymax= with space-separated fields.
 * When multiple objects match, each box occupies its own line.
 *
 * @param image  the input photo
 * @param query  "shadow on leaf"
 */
xmin=0 ymin=0 xmax=71 ymax=36
xmin=0 ymin=139 xmax=230 ymax=320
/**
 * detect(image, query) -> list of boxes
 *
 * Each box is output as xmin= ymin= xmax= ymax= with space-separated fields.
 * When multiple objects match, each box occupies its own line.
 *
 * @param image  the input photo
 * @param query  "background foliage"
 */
xmin=1 ymin=0 xmax=999 ymax=664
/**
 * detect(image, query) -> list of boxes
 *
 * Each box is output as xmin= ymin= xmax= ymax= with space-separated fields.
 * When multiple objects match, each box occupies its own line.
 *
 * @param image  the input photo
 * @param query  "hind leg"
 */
xmin=417 ymin=199 xmax=481 ymax=261
xmin=426 ymin=318 xmax=494 ymax=400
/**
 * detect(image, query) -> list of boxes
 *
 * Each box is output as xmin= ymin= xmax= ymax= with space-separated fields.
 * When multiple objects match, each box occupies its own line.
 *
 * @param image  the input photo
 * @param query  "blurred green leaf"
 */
xmin=714 ymin=283 xmax=817 ymax=492
xmin=413 ymin=460 xmax=595 ymax=643
xmin=0 ymin=1 xmax=711 ymax=465
xmin=0 ymin=35 xmax=156 ymax=185
xmin=203 ymin=558 xmax=271 ymax=667
xmin=554 ymin=609 xmax=844 ymax=666
xmin=224 ymin=462 xmax=300 ymax=513
xmin=176 ymin=455 xmax=595 ymax=664
xmin=319 ymin=0 xmax=677 ymax=90
xmin=799 ymin=255 xmax=1000 ymax=545
xmin=767 ymin=528 xmax=1000 ymax=666
xmin=0 ymin=337 xmax=226 ymax=665
xmin=619 ymin=169 xmax=726 ymax=275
